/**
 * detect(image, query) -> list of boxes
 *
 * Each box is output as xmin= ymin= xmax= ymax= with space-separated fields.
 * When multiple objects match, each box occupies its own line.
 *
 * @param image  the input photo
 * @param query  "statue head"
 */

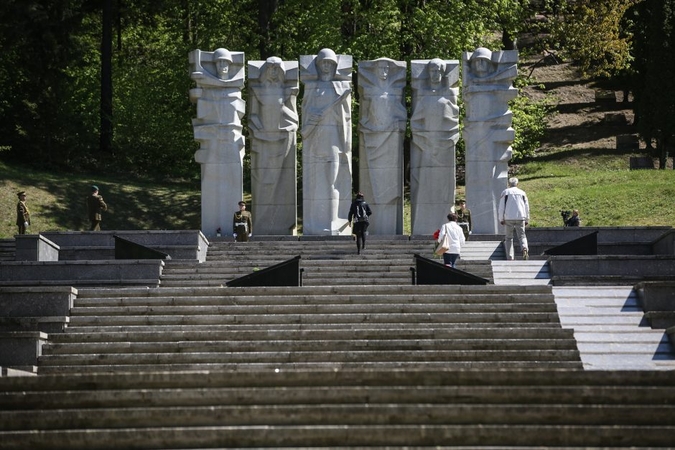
xmin=428 ymin=58 xmax=445 ymax=85
xmin=470 ymin=47 xmax=494 ymax=77
xmin=263 ymin=56 xmax=285 ymax=83
xmin=316 ymin=48 xmax=338 ymax=81
xmin=376 ymin=59 xmax=390 ymax=81
xmin=213 ymin=48 xmax=233 ymax=79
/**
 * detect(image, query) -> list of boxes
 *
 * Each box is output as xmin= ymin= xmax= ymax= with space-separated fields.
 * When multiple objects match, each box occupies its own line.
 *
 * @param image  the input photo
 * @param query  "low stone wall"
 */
xmin=40 ymin=230 xmax=209 ymax=262
xmin=527 ymin=226 xmax=673 ymax=256
xmin=0 ymin=331 xmax=47 ymax=370
xmin=0 ymin=287 xmax=76 ymax=333
xmin=549 ymin=255 xmax=675 ymax=285
xmin=0 ymin=260 xmax=164 ymax=288
xmin=14 ymin=235 xmax=59 ymax=261
xmin=635 ymin=281 xmax=675 ymax=330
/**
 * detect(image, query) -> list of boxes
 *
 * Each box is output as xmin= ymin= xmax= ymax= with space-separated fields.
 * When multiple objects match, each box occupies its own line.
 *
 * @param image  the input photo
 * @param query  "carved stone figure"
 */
xmin=462 ymin=47 xmax=518 ymax=234
xmin=409 ymin=58 xmax=461 ymax=235
xmin=357 ymin=58 xmax=407 ymax=235
xmin=248 ymin=56 xmax=299 ymax=235
xmin=189 ymin=48 xmax=246 ymax=237
xmin=299 ymin=48 xmax=353 ymax=235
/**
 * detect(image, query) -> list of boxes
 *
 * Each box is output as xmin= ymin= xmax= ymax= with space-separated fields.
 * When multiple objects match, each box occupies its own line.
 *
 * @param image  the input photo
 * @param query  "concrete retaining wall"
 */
xmin=40 ymin=230 xmax=209 ymax=262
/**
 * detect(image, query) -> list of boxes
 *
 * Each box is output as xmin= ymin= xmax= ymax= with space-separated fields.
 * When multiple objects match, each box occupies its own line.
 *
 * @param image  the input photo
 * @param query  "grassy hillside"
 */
xmin=2 ymin=148 xmax=674 ymax=239
xmin=1 ymin=160 xmax=201 ymax=238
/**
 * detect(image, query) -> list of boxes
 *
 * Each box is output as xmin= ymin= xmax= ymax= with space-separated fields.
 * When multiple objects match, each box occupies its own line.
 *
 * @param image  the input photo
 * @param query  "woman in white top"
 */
xmin=437 ymin=213 xmax=466 ymax=268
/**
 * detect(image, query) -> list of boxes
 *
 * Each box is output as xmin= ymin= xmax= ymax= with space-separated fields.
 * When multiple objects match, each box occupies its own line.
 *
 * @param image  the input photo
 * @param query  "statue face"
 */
xmin=376 ymin=62 xmax=390 ymax=80
xmin=266 ymin=64 xmax=282 ymax=82
xmin=216 ymin=59 xmax=230 ymax=79
xmin=471 ymin=57 xmax=492 ymax=76
xmin=428 ymin=62 xmax=442 ymax=84
xmin=317 ymin=59 xmax=337 ymax=81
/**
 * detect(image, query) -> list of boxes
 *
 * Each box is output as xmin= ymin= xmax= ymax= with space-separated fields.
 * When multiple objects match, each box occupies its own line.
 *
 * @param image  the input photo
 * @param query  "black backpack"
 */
xmin=355 ymin=202 xmax=369 ymax=222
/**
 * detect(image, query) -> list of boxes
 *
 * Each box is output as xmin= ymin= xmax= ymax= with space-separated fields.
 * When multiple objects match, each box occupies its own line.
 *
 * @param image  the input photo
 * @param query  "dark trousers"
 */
xmin=353 ymin=221 xmax=369 ymax=252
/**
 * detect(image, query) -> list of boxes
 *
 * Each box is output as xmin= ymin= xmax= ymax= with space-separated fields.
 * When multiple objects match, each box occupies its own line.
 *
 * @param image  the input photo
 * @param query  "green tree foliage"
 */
xmin=0 ymin=0 xmax=551 ymax=179
xmin=0 ymin=0 xmax=95 ymax=168
xmin=551 ymin=0 xmax=639 ymax=78
xmin=510 ymin=82 xmax=555 ymax=161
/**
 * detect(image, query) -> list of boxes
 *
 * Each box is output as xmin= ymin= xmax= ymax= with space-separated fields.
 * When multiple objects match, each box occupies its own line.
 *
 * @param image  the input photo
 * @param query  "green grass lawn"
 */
xmin=1 ymin=160 xmax=202 ymax=238
xmin=518 ymin=148 xmax=675 ymax=227
xmin=2 ymin=148 xmax=674 ymax=239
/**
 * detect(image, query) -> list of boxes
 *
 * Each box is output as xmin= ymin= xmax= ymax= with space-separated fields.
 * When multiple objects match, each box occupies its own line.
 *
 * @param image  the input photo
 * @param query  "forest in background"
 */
xmin=0 ymin=0 xmax=674 ymax=187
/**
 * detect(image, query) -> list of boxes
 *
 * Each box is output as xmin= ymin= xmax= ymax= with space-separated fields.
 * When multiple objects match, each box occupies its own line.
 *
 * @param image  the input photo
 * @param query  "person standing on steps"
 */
xmin=348 ymin=192 xmax=372 ymax=255
xmin=16 ymin=191 xmax=30 ymax=235
xmin=437 ymin=213 xmax=465 ymax=268
xmin=233 ymin=201 xmax=253 ymax=242
xmin=87 ymin=185 xmax=108 ymax=231
xmin=498 ymin=177 xmax=530 ymax=260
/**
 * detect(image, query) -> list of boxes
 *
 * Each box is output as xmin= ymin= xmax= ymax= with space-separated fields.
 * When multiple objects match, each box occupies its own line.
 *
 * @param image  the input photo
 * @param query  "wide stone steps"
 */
xmin=155 ymin=239 xmax=501 ymax=286
xmin=48 ymin=327 xmax=576 ymax=343
xmin=37 ymin=285 xmax=581 ymax=373
xmin=161 ymin=258 xmax=495 ymax=287
xmin=1 ymin=369 xmax=674 ymax=448
xmin=554 ymin=285 xmax=675 ymax=370
xmin=204 ymin=238 xmax=505 ymax=260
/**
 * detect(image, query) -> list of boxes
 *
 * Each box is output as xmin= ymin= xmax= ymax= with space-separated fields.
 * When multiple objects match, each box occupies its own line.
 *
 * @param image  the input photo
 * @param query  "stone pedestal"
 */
xmin=14 ymin=234 xmax=59 ymax=261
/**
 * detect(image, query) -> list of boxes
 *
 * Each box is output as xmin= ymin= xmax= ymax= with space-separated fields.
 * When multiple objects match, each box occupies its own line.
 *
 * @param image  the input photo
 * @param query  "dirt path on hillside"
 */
xmin=520 ymin=55 xmax=636 ymax=153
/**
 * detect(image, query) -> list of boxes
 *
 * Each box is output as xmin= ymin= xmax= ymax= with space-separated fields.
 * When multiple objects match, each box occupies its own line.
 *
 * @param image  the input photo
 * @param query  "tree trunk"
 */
xmin=258 ymin=0 xmax=279 ymax=59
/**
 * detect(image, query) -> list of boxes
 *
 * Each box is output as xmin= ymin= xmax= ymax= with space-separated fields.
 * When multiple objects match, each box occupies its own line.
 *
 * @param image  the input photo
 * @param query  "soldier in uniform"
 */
xmin=87 ymin=185 xmax=108 ymax=231
xmin=455 ymin=198 xmax=472 ymax=239
xmin=232 ymin=201 xmax=253 ymax=242
xmin=16 ymin=191 xmax=30 ymax=235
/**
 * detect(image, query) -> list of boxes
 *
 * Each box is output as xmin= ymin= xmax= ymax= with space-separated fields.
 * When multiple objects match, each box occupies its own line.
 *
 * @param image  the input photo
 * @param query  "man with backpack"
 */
xmin=348 ymin=192 xmax=372 ymax=255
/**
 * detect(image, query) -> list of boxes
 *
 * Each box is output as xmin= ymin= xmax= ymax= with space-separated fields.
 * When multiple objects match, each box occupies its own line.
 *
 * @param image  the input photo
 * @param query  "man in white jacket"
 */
xmin=498 ymin=177 xmax=530 ymax=260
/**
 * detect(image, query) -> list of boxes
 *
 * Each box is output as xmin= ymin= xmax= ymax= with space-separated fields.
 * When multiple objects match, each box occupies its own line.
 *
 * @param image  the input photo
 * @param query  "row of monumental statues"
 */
xmin=189 ymin=47 xmax=518 ymax=237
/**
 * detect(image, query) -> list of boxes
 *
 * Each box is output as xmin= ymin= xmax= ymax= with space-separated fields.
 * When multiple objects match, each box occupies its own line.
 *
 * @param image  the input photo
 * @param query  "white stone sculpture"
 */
xmin=357 ymin=58 xmax=407 ymax=235
xmin=248 ymin=57 xmax=299 ymax=235
xmin=409 ymin=58 xmax=461 ymax=235
xmin=189 ymin=48 xmax=246 ymax=238
xmin=462 ymin=47 xmax=518 ymax=234
xmin=299 ymin=48 xmax=353 ymax=235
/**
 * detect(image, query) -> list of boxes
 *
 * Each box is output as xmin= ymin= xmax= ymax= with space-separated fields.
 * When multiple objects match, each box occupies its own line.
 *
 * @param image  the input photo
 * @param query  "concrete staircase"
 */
xmin=37 ymin=283 xmax=581 ymax=374
xmin=159 ymin=238 xmax=502 ymax=287
xmin=0 ymin=239 xmax=14 ymax=261
xmin=554 ymin=285 xmax=675 ymax=370
xmin=490 ymin=259 xmax=675 ymax=370
xmin=3 ymin=234 xmax=675 ymax=448
xmin=1 ymin=369 xmax=674 ymax=449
